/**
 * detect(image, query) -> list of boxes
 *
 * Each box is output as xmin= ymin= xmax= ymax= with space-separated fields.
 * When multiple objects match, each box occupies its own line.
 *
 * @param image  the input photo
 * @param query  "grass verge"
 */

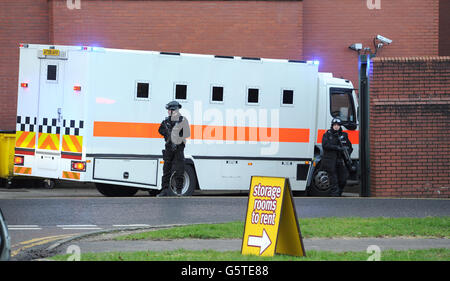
xmin=50 ymin=217 xmax=449 ymax=261
xmin=51 ymin=248 xmax=450 ymax=261
xmin=115 ymin=217 xmax=450 ymax=240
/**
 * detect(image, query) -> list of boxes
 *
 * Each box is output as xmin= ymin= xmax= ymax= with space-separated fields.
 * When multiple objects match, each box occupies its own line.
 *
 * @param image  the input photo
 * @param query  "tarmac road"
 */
xmin=0 ymin=185 xmax=449 ymax=260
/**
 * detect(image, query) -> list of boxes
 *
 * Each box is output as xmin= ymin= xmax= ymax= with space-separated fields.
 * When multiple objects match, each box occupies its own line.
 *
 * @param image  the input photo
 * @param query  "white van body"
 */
xmin=14 ymin=44 xmax=359 ymax=196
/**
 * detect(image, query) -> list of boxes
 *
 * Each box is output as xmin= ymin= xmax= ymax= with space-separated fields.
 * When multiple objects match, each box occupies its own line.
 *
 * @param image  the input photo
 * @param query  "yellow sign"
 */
xmin=241 ymin=176 xmax=305 ymax=257
xmin=43 ymin=49 xmax=60 ymax=56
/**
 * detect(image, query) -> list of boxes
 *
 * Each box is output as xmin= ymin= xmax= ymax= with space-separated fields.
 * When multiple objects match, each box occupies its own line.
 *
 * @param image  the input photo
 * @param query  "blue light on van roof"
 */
xmin=92 ymin=47 xmax=105 ymax=52
xmin=307 ymin=60 xmax=320 ymax=66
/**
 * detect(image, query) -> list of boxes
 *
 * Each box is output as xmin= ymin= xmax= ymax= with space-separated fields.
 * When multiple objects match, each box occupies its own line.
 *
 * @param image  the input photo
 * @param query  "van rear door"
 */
xmin=35 ymin=49 xmax=67 ymax=178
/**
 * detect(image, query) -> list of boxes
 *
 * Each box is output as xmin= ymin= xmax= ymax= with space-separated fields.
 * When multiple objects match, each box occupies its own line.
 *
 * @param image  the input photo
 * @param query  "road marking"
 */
xmin=8 ymin=224 xmax=152 ymax=230
xmin=112 ymin=224 xmax=150 ymax=227
xmin=60 ymin=227 xmax=102 ymax=230
xmin=57 ymin=224 xmax=101 ymax=230
xmin=8 ymin=225 xmax=42 ymax=230
xmin=11 ymin=234 xmax=75 ymax=257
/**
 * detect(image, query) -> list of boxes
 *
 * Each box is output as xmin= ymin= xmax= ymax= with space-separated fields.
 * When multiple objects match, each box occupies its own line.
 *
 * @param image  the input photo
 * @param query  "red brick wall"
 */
xmin=303 ymin=0 xmax=439 ymax=88
xmin=0 ymin=0 xmax=442 ymax=132
xmin=440 ymin=0 xmax=450 ymax=56
xmin=0 ymin=0 xmax=50 ymax=131
xmin=369 ymin=57 xmax=450 ymax=198
xmin=49 ymin=0 xmax=303 ymax=59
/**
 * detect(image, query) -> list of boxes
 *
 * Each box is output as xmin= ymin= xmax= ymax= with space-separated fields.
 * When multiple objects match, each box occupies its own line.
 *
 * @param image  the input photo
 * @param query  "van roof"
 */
xmin=20 ymin=43 xmax=319 ymax=66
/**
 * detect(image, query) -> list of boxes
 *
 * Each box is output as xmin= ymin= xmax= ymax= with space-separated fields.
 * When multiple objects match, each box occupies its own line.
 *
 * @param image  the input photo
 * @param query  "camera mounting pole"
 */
xmin=358 ymin=54 xmax=374 ymax=197
xmin=349 ymin=35 xmax=392 ymax=197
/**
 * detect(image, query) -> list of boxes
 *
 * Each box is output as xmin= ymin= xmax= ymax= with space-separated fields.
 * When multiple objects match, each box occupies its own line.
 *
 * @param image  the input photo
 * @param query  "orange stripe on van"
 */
xmin=62 ymin=171 xmax=80 ymax=180
xmin=62 ymin=135 xmax=83 ymax=153
xmin=94 ymin=122 xmax=161 ymax=138
xmin=38 ymin=133 xmax=60 ymax=150
xmin=15 ymin=131 xmax=36 ymax=149
xmin=317 ymin=129 xmax=360 ymax=145
xmin=14 ymin=166 xmax=32 ymax=175
xmin=191 ymin=125 xmax=309 ymax=143
xmin=94 ymin=121 xmax=310 ymax=143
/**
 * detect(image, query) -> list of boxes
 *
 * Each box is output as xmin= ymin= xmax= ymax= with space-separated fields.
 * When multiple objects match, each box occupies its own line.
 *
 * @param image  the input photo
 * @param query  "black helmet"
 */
xmin=331 ymin=118 xmax=342 ymax=125
xmin=165 ymin=101 xmax=182 ymax=110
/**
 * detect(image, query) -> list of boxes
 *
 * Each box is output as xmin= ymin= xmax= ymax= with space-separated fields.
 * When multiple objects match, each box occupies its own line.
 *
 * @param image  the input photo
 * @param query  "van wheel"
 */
xmin=307 ymin=163 xmax=331 ymax=196
xmin=96 ymin=183 xmax=138 ymax=197
xmin=167 ymin=165 xmax=197 ymax=196
xmin=43 ymin=179 xmax=56 ymax=189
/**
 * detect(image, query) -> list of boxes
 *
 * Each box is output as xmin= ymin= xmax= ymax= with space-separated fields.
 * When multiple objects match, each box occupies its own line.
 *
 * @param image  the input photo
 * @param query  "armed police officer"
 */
xmin=158 ymin=101 xmax=191 ymax=197
xmin=321 ymin=118 xmax=353 ymax=197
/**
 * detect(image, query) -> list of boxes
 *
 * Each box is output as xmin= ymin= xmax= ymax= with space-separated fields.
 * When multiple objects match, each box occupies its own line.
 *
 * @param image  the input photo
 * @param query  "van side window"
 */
xmin=175 ymin=84 xmax=187 ymax=100
xmin=136 ymin=82 xmax=150 ymax=99
xmin=47 ymin=65 xmax=57 ymax=81
xmin=282 ymin=89 xmax=294 ymax=105
xmin=211 ymin=86 xmax=224 ymax=103
xmin=247 ymin=88 xmax=259 ymax=104
xmin=330 ymin=88 xmax=356 ymax=123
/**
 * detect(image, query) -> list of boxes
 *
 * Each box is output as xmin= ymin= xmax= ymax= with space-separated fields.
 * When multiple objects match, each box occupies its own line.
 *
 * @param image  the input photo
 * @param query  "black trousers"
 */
xmin=162 ymin=143 xmax=185 ymax=190
xmin=327 ymin=159 xmax=349 ymax=196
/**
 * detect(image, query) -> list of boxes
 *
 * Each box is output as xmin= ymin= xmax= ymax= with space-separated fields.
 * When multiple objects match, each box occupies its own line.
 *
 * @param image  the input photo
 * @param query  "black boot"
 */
xmin=157 ymin=188 xmax=170 ymax=197
xmin=329 ymin=185 xmax=341 ymax=197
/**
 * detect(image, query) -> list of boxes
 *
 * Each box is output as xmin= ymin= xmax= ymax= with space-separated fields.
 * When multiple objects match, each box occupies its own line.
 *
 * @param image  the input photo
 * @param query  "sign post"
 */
xmin=241 ymin=176 xmax=306 ymax=257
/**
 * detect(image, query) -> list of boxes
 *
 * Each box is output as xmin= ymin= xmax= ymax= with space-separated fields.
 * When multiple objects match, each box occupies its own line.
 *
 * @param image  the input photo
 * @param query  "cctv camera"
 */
xmin=376 ymin=35 xmax=393 ymax=45
xmin=349 ymin=43 xmax=363 ymax=51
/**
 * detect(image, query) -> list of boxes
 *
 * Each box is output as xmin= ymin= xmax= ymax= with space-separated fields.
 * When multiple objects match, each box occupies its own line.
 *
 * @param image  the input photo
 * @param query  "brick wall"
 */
xmin=303 ymin=0 xmax=440 ymax=88
xmin=0 ymin=0 xmax=443 ymax=131
xmin=369 ymin=57 xmax=450 ymax=198
xmin=0 ymin=0 xmax=50 ymax=131
xmin=440 ymin=0 xmax=450 ymax=56
xmin=49 ymin=0 xmax=303 ymax=59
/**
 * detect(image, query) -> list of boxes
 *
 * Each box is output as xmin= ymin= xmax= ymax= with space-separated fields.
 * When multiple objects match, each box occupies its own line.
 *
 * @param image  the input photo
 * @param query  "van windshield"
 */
xmin=330 ymin=88 xmax=356 ymax=123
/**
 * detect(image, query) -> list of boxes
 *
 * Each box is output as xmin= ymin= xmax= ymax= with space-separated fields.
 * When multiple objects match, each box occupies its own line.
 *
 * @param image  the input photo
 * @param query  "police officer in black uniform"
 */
xmin=321 ymin=118 xmax=353 ymax=197
xmin=158 ymin=101 xmax=190 ymax=197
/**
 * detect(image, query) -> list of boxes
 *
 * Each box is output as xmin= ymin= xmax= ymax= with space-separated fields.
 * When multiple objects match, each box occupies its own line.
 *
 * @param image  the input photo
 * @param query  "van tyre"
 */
xmin=167 ymin=165 xmax=197 ymax=196
xmin=307 ymin=162 xmax=332 ymax=196
xmin=96 ymin=183 xmax=139 ymax=197
xmin=43 ymin=179 xmax=56 ymax=189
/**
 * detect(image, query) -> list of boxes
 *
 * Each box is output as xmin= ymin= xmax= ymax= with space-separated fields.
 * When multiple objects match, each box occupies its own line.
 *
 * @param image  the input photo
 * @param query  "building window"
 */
xmin=175 ymin=84 xmax=187 ymax=100
xmin=47 ymin=65 xmax=57 ymax=81
xmin=282 ymin=89 xmax=294 ymax=105
xmin=247 ymin=87 xmax=259 ymax=104
xmin=136 ymin=82 xmax=150 ymax=99
xmin=211 ymin=86 xmax=224 ymax=103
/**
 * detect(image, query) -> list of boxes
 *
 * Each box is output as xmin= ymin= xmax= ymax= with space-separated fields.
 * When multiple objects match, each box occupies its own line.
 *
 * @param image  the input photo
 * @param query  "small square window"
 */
xmin=282 ymin=90 xmax=294 ymax=105
xmin=247 ymin=88 xmax=259 ymax=104
xmin=47 ymin=65 xmax=57 ymax=81
xmin=175 ymin=84 xmax=187 ymax=100
xmin=212 ymin=86 xmax=224 ymax=102
xmin=136 ymin=82 xmax=149 ymax=99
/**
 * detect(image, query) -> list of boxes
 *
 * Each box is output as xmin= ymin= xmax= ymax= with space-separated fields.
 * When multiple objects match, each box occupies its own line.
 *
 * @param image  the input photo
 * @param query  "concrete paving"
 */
xmin=52 ymin=235 xmax=450 ymax=255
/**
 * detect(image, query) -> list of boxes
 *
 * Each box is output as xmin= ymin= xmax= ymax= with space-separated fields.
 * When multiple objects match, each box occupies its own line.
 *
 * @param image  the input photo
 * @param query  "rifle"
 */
xmin=338 ymin=135 xmax=357 ymax=173
xmin=162 ymin=117 xmax=184 ymax=152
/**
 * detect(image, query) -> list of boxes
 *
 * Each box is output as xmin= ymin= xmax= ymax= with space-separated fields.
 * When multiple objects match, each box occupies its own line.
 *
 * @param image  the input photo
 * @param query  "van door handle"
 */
xmin=57 ymin=108 xmax=62 ymax=123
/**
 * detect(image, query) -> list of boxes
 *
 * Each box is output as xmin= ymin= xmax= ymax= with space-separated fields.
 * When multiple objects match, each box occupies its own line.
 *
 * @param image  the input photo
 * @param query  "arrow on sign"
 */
xmin=247 ymin=228 xmax=272 ymax=255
